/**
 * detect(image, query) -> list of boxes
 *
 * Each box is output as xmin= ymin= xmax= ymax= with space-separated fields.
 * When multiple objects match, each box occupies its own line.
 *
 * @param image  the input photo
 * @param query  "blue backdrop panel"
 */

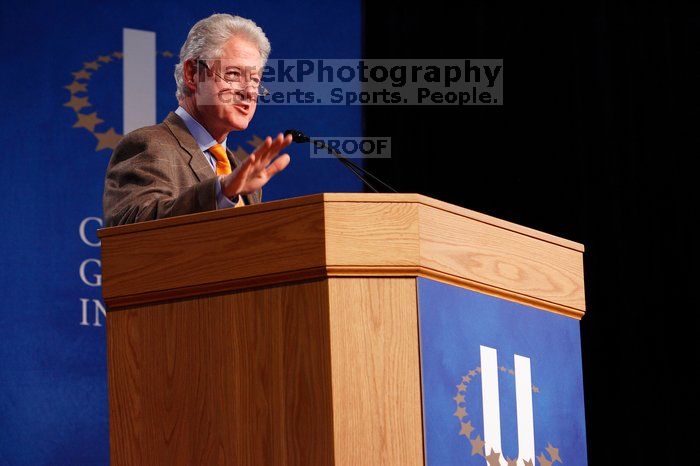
xmin=417 ymin=278 xmax=587 ymax=466
xmin=0 ymin=1 xmax=360 ymax=464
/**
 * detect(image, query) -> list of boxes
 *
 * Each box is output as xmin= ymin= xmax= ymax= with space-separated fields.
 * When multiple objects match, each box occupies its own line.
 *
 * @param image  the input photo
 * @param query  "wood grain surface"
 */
xmin=417 ymin=203 xmax=585 ymax=313
xmin=100 ymin=193 xmax=585 ymax=316
xmin=327 ymin=277 xmax=424 ymax=466
xmin=101 ymin=202 xmax=326 ymax=302
xmin=108 ymin=279 xmax=335 ymax=466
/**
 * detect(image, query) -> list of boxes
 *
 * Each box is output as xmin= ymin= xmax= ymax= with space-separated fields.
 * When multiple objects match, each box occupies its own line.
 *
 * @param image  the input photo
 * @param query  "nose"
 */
xmin=243 ymin=85 xmax=258 ymax=101
xmin=229 ymin=88 xmax=250 ymax=104
xmin=231 ymin=85 xmax=257 ymax=103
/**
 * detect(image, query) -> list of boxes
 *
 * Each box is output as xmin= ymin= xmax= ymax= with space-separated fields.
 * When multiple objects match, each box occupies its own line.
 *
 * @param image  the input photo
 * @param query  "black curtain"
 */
xmin=363 ymin=3 xmax=696 ymax=464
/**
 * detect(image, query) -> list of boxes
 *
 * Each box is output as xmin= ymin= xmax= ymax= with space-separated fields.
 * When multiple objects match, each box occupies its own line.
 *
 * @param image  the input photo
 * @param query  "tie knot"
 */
xmin=209 ymin=144 xmax=231 ymax=175
xmin=209 ymin=143 xmax=227 ymax=161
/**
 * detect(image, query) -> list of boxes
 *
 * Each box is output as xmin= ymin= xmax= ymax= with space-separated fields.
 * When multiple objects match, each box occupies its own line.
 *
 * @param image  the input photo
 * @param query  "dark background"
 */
xmin=363 ymin=2 xmax=696 ymax=464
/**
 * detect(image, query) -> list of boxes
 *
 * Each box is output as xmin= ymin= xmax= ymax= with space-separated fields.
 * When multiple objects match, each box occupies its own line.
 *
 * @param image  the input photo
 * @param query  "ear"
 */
xmin=184 ymin=59 xmax=198 ymax=94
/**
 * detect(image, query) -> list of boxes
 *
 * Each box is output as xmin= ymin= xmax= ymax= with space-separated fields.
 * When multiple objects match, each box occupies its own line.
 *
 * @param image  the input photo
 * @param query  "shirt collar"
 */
xmin=175 ymin=106 xmax=227 ymax=152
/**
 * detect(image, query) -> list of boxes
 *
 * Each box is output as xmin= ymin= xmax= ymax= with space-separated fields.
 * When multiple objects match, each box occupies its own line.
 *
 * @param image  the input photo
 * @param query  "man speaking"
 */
xmin=103 ymin=13 xmax=292 ymax=226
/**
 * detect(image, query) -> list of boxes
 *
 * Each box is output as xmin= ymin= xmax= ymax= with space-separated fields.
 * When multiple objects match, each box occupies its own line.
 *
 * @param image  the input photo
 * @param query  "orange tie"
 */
xmin=209 ymin=144 xmax=232 ymax=175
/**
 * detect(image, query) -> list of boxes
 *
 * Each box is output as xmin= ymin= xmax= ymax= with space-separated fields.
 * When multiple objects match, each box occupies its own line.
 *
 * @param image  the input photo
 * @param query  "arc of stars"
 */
xmin=451 ymin=366 xmax=563 ymax=465
xmin=67 ymin=50 xmax=174 ymax=152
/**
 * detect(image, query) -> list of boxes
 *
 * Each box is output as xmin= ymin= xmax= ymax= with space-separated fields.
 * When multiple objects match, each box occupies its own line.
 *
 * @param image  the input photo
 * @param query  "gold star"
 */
xmin=72 ymin=69 xmax=92 ymax=80
xmin=475 ymin=367 xmax=481 ymax=373
xmin=508 ymin=369 xmax=515 ymax=375
xmin=462 ymin=375 xmax=472 ymax=383
xmin=83 ymin=60 xmax=100 ymax=70
xmin=247 ymin=135 xmax=265 ymax=148
xmin=499 ymin=366 xmax=507 ymax=372
xmin=64 ymin=81 xmax=87 ymax=94
xmin=456 ymin=383 xmax=466 ymax=392
xmin=162 ymin=50 xmax=174 ymax=57
xmin=485 ymin=449 xmax=501 ymax=466
xmin=98 ymin=55 xmax=112 ymax=63
xmin=545 ymin=444 xmax=561 ymax=463
xmin=459 ymin=421 xmax=474 ymax=438
xmin=468 ymin=370 xmax=476 ymax=377
xmin=94 ymin=128 xmax=122 ymax=151
xmin=63 ymin=96 xmax=91 ymax=112
xmin=453 ymin=393 xmax=465 ymax=403
xmin=453 ymin=406 xmax=467 ymax=419
xmin=112 ymin=51 xmax=123 ymax=59
xmin=233 ymin=145 xmax=251 ymax=161
xmin=537 ymin=453 xmax=553 ymax=466
xmin=470 ymin=435 xmax=485 ymax=456
xmin=73 ymin=112 xmax=104 ymax=132
xmin=532 ymin=385 xmax=540 ymax=393
xmin=524 ymin=459 xmax=534 ymax=466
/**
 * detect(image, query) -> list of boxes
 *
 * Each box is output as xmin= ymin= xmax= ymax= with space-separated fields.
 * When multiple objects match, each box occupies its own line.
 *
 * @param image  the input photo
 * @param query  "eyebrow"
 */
xmin=223 ymin=65 xmax=260 ymax=71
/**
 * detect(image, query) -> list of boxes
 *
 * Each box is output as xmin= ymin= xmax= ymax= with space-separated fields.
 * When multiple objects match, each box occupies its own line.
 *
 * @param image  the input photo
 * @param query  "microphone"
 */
xmin=284 ymin=129 xmax=397 ymax=193
xmin=284 ymin=129 xmax=309 ymax=144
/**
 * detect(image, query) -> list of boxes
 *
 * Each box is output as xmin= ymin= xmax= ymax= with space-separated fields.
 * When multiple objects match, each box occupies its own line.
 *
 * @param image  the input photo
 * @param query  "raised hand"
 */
xmin=220 ymin=133 xmax=292 ymax=198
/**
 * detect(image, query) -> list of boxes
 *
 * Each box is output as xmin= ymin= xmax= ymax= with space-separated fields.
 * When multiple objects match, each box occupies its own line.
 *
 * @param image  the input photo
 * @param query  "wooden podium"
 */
xmin=100 ymin=193 xmax=586 ymax=466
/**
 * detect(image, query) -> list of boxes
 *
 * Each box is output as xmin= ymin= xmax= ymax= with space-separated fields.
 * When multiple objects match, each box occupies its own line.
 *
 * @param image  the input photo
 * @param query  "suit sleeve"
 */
xmin=102 ymin=130 xmax=219 ymax=226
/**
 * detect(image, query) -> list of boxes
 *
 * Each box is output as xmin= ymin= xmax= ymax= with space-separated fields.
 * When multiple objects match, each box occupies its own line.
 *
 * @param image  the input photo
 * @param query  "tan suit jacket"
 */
xmin=103 ymin=112 xmax=261 ymax=226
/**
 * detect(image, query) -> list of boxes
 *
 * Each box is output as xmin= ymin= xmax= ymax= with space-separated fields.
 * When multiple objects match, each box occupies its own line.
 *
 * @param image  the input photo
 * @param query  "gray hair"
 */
xmin=174 ymin=13 xmax=271 ymax=100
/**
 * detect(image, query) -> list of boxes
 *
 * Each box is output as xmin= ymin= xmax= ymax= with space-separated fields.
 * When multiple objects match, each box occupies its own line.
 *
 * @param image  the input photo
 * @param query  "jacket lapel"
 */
xmin=163 ymin=112 xmax=214 ymax=182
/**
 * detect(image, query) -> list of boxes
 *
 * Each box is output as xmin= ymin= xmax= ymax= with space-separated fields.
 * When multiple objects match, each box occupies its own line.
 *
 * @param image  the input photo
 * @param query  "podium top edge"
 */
xmin=97 ymin=192 xmax=584 ymax=253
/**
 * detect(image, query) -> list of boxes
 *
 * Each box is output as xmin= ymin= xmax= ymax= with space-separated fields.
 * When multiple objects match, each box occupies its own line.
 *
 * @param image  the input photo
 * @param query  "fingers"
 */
xmin=260 ymin=133 xmax=284 ymax=166
xmin=222 ymin=153 xmax=256 ymax=197
xmin=241 ymin=153 xmax=256 ymax=177
xmin=265 ymin=153 xmax=291 ymax=178
xmin=251 ymin=136 xmax=272 ymax=161
xmin=256 ymin=133 xmax=293 ymax=168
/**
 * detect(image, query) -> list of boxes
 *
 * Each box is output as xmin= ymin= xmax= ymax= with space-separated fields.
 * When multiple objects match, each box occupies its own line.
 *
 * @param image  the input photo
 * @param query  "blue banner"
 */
xmin=0 ymin=1 xmax=361 ymax=464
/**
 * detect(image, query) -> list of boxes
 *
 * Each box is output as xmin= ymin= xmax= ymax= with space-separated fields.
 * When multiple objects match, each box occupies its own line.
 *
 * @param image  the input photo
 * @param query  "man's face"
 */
xmin=195 ymin=37 xmax=262 ymax=132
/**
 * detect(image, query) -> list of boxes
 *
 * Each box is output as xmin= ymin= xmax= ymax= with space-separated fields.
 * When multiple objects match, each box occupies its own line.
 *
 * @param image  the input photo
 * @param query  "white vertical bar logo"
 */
xmin=123 ymin=28 xmax=156 ymax=134
xmin=480 ymin=345 xmax=535 ymax=466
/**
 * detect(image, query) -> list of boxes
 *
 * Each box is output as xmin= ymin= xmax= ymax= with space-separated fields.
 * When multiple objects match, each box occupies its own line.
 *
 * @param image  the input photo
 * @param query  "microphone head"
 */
xmin=284 ymin=129 xmax=310 ymax=143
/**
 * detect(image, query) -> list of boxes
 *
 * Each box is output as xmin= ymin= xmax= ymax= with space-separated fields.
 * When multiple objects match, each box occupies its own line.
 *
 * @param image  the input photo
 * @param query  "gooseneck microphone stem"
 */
xmin=285 ymin=129 xmax=398 ymax=193
xmin=310 ymin=140 xmax=382 ymax=193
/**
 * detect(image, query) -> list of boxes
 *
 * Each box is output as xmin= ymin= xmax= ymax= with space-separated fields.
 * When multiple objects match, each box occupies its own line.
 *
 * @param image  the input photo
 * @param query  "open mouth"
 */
xmin=218 ymin=90 xmax=252 ymax=111
xmin=232 ymin=101 xmax=251 ymax=114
